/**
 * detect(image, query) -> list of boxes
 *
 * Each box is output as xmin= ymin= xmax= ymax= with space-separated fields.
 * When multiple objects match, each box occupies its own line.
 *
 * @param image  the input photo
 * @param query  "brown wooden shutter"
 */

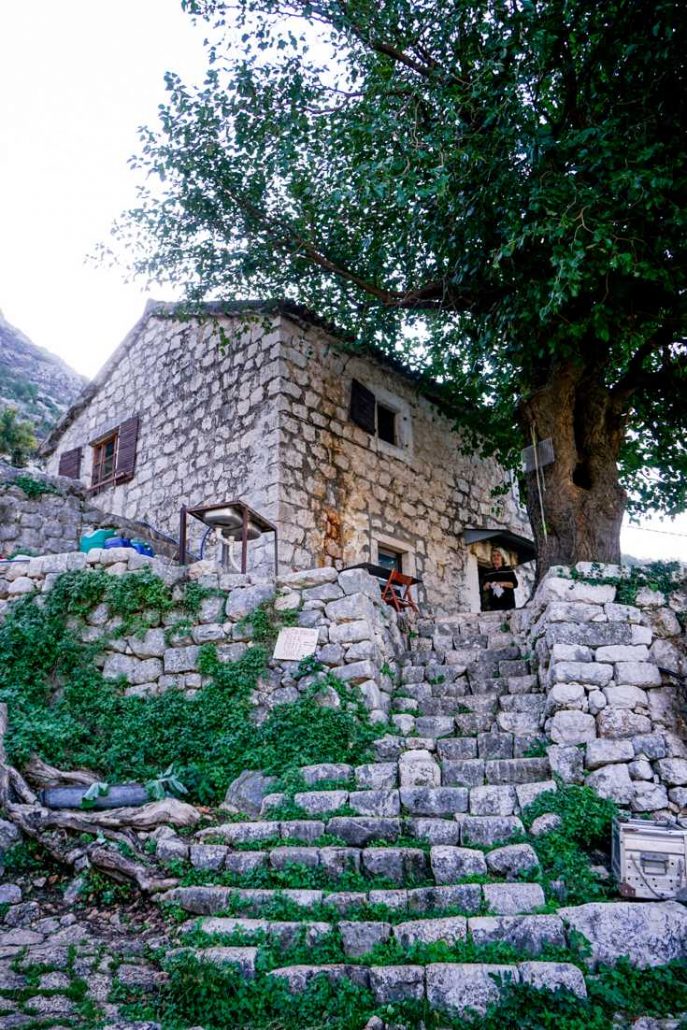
xmin=115 ymin=416 xmax=140 ymax=481
xmin=58 ymin=447 xmax=82 ymax=479
xmin=350 ymin=379 xmax=376 ymax=433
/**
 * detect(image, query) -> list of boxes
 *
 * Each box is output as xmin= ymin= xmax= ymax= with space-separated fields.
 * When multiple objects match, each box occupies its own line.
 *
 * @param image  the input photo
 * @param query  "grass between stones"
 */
xmin=117 ymin=951 xmax=687 ymax=1030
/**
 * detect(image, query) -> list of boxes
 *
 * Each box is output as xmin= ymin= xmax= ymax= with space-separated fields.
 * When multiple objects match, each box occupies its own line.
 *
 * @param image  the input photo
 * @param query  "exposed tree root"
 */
xmin=0 ymin=703 xmax=187 ymax=894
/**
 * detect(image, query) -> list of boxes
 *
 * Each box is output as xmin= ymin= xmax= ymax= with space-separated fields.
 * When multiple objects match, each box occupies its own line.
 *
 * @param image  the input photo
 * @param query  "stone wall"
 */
xmin=0 ymin=550 xmax=404 ymax=724
xmin=0 ymin=462 xmax=178 ymax=561
xmin=44 ymin=307 xmax=282 ymax=566
xmin=44 ymin=304 xmax=532 ymax=612
xmin=278 ymin=318 xmax=532 ymax=613
xmin=524 ymin=564 xmax=687 ymax=813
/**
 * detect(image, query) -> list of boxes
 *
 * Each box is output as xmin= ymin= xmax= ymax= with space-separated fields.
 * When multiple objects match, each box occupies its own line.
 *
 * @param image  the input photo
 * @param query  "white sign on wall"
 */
xmin=272 ymin=627 xmax=319 ymax=662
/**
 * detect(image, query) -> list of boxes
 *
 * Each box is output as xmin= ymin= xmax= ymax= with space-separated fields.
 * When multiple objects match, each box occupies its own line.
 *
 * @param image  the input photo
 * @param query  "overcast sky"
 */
xmin=0 ymin=1 xmax=685 ymax=560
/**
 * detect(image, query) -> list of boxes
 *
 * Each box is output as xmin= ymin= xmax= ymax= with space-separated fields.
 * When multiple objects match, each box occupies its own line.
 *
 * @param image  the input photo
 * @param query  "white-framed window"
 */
xmin=349 ymin=379 xmax=413 ymax=459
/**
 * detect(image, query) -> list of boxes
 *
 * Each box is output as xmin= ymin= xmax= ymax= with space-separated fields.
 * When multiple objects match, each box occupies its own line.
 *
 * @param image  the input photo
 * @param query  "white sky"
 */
xmin=0 ymin=1 xmax=685 ymax=561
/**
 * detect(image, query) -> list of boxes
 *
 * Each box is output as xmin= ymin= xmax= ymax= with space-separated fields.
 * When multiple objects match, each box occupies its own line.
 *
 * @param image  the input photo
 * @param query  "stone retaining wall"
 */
xmin=0 ymin=550 xmax=404 ymax=724
xmin=525 ymin=564 xmax=687 ymax=813
xmin=0 ymin=461 xmax=178 ymax=561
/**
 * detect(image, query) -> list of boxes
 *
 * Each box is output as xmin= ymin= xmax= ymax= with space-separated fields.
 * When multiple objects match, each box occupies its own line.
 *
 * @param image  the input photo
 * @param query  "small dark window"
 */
xmin=378 ymin=546 xmax=403 ymax=573
xmin=92 ymin=434 xmax=118 ymax=488
xmin=376 ymin=403 xmax=396 ymax=445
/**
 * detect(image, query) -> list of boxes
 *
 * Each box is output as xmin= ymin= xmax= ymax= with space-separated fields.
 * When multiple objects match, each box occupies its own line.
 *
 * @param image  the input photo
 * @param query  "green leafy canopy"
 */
xmin=113 ymin=0 xmax=687 ymax=517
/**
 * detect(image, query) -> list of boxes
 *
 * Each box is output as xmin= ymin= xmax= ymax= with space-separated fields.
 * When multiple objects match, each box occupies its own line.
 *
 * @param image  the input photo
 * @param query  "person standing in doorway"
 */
xmin=482 ymin=549 xmax=518 ymax=611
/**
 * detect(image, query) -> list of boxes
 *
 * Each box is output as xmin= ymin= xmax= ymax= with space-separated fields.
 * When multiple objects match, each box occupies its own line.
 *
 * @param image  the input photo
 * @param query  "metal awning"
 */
xmin=463 ymin=527 xmax=537 ymax=565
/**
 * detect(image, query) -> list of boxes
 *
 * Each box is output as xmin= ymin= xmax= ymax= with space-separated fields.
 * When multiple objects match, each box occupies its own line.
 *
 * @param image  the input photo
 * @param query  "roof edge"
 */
xmin=41 ymin=298 xmax=449 ymax=456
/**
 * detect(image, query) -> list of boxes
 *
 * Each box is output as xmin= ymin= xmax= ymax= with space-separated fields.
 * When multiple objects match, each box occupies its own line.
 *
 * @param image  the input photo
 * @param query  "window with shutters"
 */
xmin=89 ymin=416 xmax=139 ymax=491
xmin=57 ymin=446 xmax=82 ymax=479
xmin=349 ymin=379 xmax=412 ymax=458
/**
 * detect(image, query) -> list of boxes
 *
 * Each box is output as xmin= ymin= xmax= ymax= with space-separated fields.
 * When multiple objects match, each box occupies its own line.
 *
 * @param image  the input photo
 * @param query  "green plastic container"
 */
xmin=79 ymin=528 xmax=117 ymax=553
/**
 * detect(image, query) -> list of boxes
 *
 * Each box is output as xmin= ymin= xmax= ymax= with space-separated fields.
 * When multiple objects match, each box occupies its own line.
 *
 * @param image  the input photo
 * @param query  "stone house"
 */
xmin=42 ymin=301 xmax=533 ymax=613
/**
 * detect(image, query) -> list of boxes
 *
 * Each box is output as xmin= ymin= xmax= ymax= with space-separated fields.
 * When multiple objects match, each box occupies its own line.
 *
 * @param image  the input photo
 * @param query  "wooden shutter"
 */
xmin=58 ymin=447 xmax=82 ymax=479
xmin=115 ymin=416 xmax=140 ymax=481
xmin=349 ymin=379 xmax=376 ymax=433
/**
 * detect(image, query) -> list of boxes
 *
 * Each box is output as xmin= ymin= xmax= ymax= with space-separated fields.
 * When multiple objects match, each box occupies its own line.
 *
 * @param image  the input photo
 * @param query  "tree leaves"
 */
xmin=113 ymin=0 xmax=687 ymax=516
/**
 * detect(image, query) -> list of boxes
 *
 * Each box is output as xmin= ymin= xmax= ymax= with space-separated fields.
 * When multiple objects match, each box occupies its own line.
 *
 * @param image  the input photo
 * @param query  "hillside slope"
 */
xmin=0 ymin=312 xmax=86 ymax=438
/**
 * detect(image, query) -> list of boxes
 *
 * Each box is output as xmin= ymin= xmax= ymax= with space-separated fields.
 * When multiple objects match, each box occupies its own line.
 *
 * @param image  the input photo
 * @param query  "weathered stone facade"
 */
xmin=43 ymin=302 xmax=532 ymax=614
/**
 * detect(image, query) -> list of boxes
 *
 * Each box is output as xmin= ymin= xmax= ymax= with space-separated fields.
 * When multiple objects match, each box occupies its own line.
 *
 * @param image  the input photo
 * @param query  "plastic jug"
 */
xmin=79 ymin=528 xmax=116 ymax=553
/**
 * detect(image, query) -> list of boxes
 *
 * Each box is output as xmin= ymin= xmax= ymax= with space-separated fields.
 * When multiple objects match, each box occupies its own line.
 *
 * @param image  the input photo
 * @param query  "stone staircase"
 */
xmin=152 ymin=607 xmax=687 ymax=1021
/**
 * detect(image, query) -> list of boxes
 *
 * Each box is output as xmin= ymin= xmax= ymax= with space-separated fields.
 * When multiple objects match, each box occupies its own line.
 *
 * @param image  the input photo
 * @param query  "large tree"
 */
xmin=116 ymin=0 xmax=687 ymax=572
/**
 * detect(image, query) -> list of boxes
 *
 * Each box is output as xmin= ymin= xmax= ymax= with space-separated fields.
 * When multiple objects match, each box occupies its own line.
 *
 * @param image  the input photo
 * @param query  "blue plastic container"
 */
xmin=103 ymin=536 xmax=133 ymax=550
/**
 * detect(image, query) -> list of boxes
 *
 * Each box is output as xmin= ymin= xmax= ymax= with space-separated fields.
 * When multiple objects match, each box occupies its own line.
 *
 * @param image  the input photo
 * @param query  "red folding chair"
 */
xmin=381 ymin=569 xmax=419 ymax=614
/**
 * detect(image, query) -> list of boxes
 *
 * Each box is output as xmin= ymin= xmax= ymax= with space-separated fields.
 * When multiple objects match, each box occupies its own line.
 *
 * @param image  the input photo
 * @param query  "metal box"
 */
xmin=612 ymin=818 xmax=687 ymax=900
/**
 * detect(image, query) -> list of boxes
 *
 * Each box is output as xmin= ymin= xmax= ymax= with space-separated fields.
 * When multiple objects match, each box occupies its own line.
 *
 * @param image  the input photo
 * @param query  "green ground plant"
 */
xmin=522 ymin=781 xmax=618 ymax=905
xmin=120 ymin=950 xmax=687 ymax=1030
xmin=0 ymin=569 xmax=377 ymax=806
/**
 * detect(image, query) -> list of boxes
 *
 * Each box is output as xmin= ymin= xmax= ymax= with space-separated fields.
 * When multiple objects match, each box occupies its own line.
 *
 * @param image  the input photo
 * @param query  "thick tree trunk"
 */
xmin=519 ymin=363 xmax=627 ymax=580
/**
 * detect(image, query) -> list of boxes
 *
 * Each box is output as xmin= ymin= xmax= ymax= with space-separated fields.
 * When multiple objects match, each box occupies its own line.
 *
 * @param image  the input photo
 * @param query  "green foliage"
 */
xmin=0 ymin=568 xmax=377 ymax=805
xmin=7 ymin=473 xmax=58 ymax=499
xmin=121 ymin=949 xmax=687 ymax=1030
xmin=571 ymin=560 xmax=684 ymax=606
xmin=523 ymin=782 xmax=618 ymax=905
xmin=0 ymin=407 xmax=37 ymax=467
xmin=115 ymin=0 xmax=687 ymax=533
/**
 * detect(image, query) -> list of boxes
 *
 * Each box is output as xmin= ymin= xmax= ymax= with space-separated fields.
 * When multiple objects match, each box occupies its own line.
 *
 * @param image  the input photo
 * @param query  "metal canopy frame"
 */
xmin=178 ymin=500 xmax=278 ymax=575
xmin=463 ymin=527 xmax=537 ymax=566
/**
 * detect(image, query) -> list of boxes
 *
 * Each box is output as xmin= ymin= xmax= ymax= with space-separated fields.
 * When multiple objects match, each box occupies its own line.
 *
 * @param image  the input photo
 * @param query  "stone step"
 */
xmin=265 ymin=960 xmax=586 ymax=1011
xmin=185 ymin=910 xmax=566 ymax=958
xmin=160 ymin=879 xmax=545 ymax=919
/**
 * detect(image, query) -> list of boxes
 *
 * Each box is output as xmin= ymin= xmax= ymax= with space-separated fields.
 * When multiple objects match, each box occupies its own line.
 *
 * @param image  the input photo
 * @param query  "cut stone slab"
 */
xmin=398 ymin=750 xmax=441 ymax=788
xmin=369 ymin=964 xmax=425 ymax=1004
xmin=393 ymin=916 xmax=468 ymax=948
xmin=431 ymin=846 xmax=488 ymax=883
xmin=192 ymin=946 xmax=259 ymax=977
xmin=426 ymin=963 xmax=519 ymax=1015
xmin=400 ymin=787 xmax=468 ymax=817
xmin=597 ymin=709 xmax=652 ymax=739
xmin=197 ymin=917 xmax=332 ymax=948
xmin=469 ymin=785 xmax=517 ymax=817
xmin=530 ymin=813 xmax=562 ymax=837
xmin=327 ymin=817 xmax=400 ymax=847
xmin=549 ymin=711 xmax=597 ymax=746
xmin=339 ymin=920 xmax=391 ymax=957
xmin=614 ymin=662 xmax=662 ymax=688
xmin=407 ymin=818 xmax=461 ymax=846
xmin=469 ymin=915 xmax=566 ymax=953
xmin=559 ymin=901 xmax=687 ymax=968
xmin=270 ymin=963 xmax=370 ymax=992
xmin=519 ymin=961 xmax=587 ymax=998
xmin=585 ymin=739 xmax=635 ymax=770
xmin=456 ymin=815 xmax=524 ymax=847
xmin=485 ymin=844 xmax=540 ymax=878
xmin=483 ymin=883 xmax=546 ymax=915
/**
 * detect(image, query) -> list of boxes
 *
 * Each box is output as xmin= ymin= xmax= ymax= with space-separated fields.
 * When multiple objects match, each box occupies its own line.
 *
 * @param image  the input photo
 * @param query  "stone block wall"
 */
xmin=0 ymin=462 xmax=179 ymax=561
xmin=0 ymin=551 xmax=404 ymax=724
xmin=524 ymin=564 xmax=687 ymax=814
xmin=44 ymin=308 xmax=282 ymax=565
xmin=278 ymin=318 xmax=532 ymax=613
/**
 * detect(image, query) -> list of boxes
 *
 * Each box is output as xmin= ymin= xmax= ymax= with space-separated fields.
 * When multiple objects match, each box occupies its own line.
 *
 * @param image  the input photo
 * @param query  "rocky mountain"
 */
xmin=0 ymin=312 xmax=86 ymax=438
